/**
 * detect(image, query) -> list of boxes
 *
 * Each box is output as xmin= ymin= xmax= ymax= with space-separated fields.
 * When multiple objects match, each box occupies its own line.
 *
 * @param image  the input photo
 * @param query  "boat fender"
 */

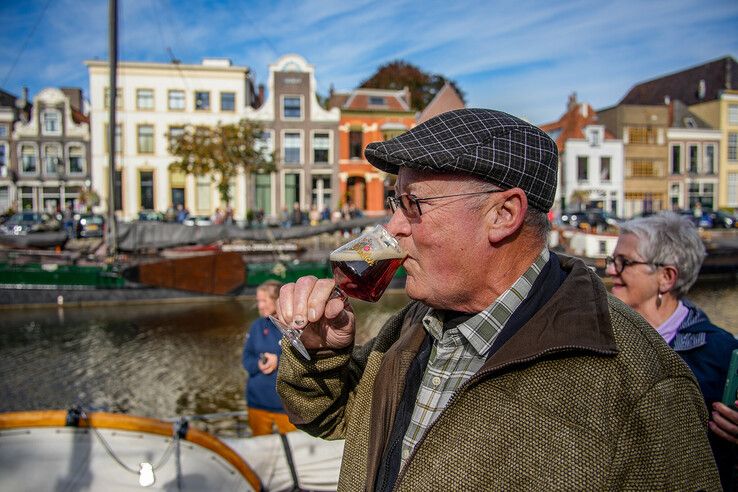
xmin=65 ymin=406 xmax=83 ymax=427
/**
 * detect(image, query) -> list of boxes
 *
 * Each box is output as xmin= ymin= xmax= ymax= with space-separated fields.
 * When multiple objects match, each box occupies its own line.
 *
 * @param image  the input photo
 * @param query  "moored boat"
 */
xmin=0 ymin=409 xmax=261 ymax=491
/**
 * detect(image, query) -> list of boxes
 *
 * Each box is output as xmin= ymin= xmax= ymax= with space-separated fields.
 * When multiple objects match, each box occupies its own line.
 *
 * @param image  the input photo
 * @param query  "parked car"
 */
xmin=559 ymin=209 xmax=621 ymax=229
xmin=75 ymin=213 xmax=105 ymax=238
xmin=0 ymin=211 xmax=61 ymax=235
xmin=182 ymin=215 xmax=212 ymax=227
xmin=678 ymin=209 xmax=738 ymax=229
xmin=137 ymin=210 xmax=165 ymax=222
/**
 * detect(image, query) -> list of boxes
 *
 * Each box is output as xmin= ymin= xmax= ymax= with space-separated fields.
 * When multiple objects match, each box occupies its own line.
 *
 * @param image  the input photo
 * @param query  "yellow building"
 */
xmin=689 ymin=89 xmax=738 ymax=210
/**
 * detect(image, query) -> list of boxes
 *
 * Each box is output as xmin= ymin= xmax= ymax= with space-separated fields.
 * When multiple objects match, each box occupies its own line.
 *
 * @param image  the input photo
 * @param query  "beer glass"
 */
xmin=270 ymin=225 xmax=406 ymax=360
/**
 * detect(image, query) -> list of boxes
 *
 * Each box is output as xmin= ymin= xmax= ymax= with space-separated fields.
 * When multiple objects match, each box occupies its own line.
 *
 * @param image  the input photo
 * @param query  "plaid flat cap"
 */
xmin=364 ymin=108 xmax=558 ymax=212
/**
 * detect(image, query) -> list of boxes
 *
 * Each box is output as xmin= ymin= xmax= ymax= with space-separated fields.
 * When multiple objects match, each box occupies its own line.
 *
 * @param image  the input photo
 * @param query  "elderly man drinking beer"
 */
xmin=275 ymin=109 xmax=720 ymax=490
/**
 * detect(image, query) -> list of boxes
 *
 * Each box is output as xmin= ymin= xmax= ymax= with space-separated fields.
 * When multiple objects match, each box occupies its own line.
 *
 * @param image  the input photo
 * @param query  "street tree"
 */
xmin=359 ymin=60 xmax=466 ymax=112
xmin=168 ymin=119 xmax=274 ymax=207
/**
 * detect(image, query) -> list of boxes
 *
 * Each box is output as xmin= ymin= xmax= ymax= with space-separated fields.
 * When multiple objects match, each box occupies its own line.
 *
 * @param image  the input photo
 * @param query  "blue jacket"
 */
xmin=672 ymin=299 xmax=738 ymax=490
xmin=242 ymin=317 xmax=286 ymax=412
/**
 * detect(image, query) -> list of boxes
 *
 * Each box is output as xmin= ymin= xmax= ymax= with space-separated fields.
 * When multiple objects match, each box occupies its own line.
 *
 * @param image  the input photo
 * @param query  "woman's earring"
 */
xmin=656 ymin=292 xmax=663 ymax=309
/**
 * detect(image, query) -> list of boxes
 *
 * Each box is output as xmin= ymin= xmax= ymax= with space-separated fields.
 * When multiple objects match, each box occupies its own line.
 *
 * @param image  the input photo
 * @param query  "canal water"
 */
xmin=1 ymin=280 xmax=736 ymax=423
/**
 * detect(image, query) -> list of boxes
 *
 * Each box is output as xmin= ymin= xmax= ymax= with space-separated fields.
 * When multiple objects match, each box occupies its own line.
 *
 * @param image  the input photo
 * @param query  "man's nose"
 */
xmin=386 ymin=207 xmax=411 ymax=237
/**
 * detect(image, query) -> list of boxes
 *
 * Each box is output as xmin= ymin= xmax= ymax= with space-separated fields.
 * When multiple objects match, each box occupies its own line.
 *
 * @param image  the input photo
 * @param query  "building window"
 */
xmin=368 ymin=96 xmax=386 ymax=106
xmin=704 ymin=144 xmax=716 ymax=175
xmin=137 ymin=125 xmax=154 ymax=154
xmin=104 ymin=88 xmax=123 ymax=109
xmin=628 ymin=127 xmax=656 ymax=144
xmin=0 ymin=124 xmax=7 ymax=137
xmin=68 ymin=145 xmax=85 ymax=174
xmin=105 ymin=124 xmax=123 ymax=154
xmin=313 ymin=132 xmax=330 ymax=164
xmin=729 ymin=104 xmax=738 ymax=125
xmin=577 ymin=156 xmax=588 ymax=181
xmin=0 ymin=186 xmax=8 ymax=211
xmin=688 ymin=144 xmax=699 ymax=173
xmin=43 ymin=144 xmax=61 ymax=175
xmin=669 ymin=183 xmax=681 ymax=209
xmin=168 ymin=90 xmax=185 ymax=110
xmin=255 ymin=173 xmax=271 ymax=215
xmin=728 ymin=132 xmax=737 ymax=161
xmin=728 ymin=173 xmax=738 ymax=206
xmin=42 ymin=109 xmax=61 ymax=135
xmin=631 ymin=160 xmax=655 ymax=177
xmin=311 ymin=175 xmax=331 ymax=211
xmin=136 ymin=89 xmax=154 ymax=110
xmin=220 ymin=92 xmax=235 ymax=111
xmin=168 ymin=126 xmax=185 ymax=151
xmin=283 ymin=132 xmax=301 ymax=164
xmin=284 ymin=173 xmax=300 ymax=207
xmin=195 ymin=91 xmax=210 ymax=110
xmin=349 ymin=130 xmax=363 ymax=159
xmin=20 ymin=186 xmax=35 ymax=210
xmin=600 ymin=156 xmax=611 ymax=182
xmin=256 ymin=130 xmax=273 ymax=160
xmin=702 ymin=183 xmax=714 ymax=209
xmin=670 ymin=144 xmax=682 ymax=174
xmin=0 ymin=143 xmax=6 ymax=171
xmin=588 ymin=129 xmax=600 ymax=146
xmin=140 ymin=171 xmax=154 ymax=210
xmin=20 ymin=144 xmax=37 ymax=173
xmin=196 ymin=176 xmax=211 ymax=211
xmin=283 ymin=97 xmax=301 ymax=119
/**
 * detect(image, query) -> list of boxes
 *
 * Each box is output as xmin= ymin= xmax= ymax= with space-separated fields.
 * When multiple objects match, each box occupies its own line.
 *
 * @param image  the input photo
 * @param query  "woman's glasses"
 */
xmin=605 ymin=255 xmax=667 ymax=275
xmin=386 ymin=190 xmax=501 ymax=218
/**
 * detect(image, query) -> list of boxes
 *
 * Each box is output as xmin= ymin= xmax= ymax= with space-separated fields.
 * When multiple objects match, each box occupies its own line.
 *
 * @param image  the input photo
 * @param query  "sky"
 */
xmin=1 ymin=0 xmax=737 ymax=124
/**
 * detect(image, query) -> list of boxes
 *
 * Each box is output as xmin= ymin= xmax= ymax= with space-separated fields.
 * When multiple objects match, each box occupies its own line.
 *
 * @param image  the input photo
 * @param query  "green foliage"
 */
xmin=168 ymin=119 xmax=275 ymax=205
xmin=359 ymin=60 xmax=466 ymax=112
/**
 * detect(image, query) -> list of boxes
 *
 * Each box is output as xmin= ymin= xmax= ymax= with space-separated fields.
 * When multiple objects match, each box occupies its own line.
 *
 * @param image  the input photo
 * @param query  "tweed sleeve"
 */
xmin=608 ymin=374 xmax=722 ymax=490
xmin=276 ymin=339 xmax=375 ymax=440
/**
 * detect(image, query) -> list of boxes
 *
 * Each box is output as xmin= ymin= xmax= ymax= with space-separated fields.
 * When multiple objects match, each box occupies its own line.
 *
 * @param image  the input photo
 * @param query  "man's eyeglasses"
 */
xmin=605 ymin=255 xmax=667 ymax=275
xmin=386 ymin=190 xmax=501 ymax=217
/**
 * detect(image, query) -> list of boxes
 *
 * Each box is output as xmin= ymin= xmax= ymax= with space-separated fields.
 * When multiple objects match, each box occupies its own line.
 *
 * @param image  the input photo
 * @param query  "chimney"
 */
xmin=61 ymin=87 xmax=83 ymax=112
xmin=258 ymin=84 xmax=265 ymax=106
xmin=403 ymin=85 xmax=411 ymax=105
xmin=726 ymin=57 xmax=733 ymax=90
xmin=567 ymin=92 xmax=578 ymax=111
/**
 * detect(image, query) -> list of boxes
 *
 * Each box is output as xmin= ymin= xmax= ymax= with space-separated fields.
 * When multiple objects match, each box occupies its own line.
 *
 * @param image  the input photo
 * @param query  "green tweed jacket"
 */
xmin=277 ymin=254 xmax=720 ymax=491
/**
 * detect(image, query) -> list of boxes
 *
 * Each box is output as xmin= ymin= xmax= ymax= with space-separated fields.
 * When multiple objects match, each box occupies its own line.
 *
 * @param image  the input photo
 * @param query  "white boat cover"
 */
xmin=0 ymin=426 xmax=255 ymax=491
xmin=224 ymin=431 xmax=344 ymax=492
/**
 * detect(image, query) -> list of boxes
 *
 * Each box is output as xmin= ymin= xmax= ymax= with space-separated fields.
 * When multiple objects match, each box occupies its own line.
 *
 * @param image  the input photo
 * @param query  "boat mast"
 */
xmin=106 ymin=0 xmax=118 ymax=256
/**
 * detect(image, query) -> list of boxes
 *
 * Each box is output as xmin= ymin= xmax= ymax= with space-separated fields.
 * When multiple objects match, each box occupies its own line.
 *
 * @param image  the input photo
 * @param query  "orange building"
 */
xmin=329 ymin=88 xmax=416 ymax=215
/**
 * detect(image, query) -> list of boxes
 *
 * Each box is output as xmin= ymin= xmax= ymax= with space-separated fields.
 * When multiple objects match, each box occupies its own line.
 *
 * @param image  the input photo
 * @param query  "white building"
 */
xmin=85 ymin=58 xmax=258 ymax=221
xmin=541 ymin=97 xmax=625 ymax=216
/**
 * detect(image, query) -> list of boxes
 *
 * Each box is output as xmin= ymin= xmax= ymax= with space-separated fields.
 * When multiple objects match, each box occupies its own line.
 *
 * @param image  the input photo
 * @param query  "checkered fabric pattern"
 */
xmin=364 ymin=108 xmax=558 ymax=212
xmin=399 ymin=248 xmax=550 ymax=469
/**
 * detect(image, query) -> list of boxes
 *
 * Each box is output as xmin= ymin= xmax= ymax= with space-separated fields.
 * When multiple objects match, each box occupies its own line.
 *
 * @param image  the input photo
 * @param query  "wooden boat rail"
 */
xmin=0 ymin=410 xmax=261 ymax=490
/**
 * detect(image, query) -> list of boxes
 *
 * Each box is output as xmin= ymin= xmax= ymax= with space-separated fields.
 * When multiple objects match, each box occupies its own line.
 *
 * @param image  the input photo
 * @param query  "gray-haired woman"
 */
xmin=606 ymin=212 xmax=738 ymax=489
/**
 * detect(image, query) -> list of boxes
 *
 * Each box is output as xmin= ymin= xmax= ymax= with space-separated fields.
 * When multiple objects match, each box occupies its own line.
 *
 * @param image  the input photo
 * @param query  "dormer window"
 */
xmin=42 ymin=109 xmax=62 ymax=136
xmin=684 ymin=117 xmax=696 ymax=128
xmin=588 ymin=128 xmax=601 ymax=147
xmin=368 ymin=96 xmax=386 ymax=106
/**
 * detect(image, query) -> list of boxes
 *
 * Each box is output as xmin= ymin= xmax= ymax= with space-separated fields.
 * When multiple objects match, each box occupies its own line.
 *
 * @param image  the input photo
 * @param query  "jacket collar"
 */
xmin=479 ymin=253 xmax=618 ymax=373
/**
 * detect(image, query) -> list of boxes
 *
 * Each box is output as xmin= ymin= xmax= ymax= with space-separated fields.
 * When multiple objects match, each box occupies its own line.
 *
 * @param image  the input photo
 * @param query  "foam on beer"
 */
xmin=330 ymin=248 xmax=404 ymax=263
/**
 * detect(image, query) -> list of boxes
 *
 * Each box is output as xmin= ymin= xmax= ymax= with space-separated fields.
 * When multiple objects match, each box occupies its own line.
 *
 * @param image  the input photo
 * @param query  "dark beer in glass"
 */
xmin=329 ymin=225 xmax=406 ymax=302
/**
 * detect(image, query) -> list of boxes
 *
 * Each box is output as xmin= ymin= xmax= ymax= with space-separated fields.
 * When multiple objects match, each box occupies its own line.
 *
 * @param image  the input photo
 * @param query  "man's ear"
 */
xmin=486 ymin=188 xmax=527 ymax=244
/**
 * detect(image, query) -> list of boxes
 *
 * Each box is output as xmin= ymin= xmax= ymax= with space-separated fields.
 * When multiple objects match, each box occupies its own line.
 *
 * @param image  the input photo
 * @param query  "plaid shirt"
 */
xmin=400 ymin=248 xmax=550 ymax=469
